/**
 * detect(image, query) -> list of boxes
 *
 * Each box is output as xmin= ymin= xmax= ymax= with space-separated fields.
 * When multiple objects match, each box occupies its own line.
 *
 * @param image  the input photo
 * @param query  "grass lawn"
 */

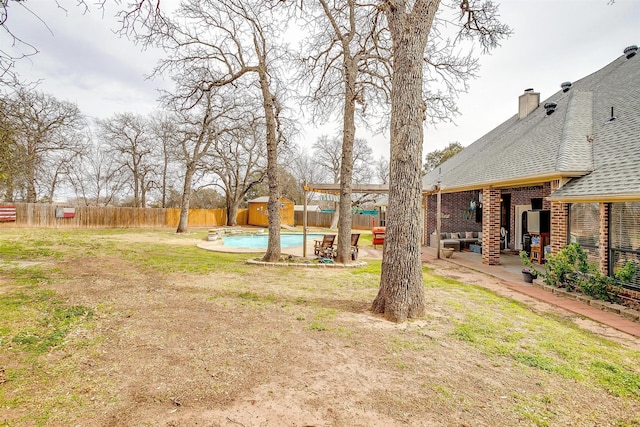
xmin=0 ymin=228 xmax=639 ymax=426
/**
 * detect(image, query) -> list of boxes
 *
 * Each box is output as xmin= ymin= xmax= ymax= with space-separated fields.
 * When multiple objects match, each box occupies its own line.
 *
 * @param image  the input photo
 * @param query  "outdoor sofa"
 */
xmin=429 ymin=231 xmax=482 ymax=251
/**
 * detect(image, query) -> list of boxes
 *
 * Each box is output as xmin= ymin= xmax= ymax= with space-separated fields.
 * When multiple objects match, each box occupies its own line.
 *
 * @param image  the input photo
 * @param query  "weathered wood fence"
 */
xmin=0 ymin=203 xmax=244 ymax=229
xmin=0 ymin=203 xmax=378 ymax=230
xmin=294 ymin=211 xmax=379 ymax=230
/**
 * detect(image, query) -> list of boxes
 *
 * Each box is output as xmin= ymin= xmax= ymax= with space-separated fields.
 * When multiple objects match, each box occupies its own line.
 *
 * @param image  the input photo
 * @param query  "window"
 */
xmin=610 ymin=202 xmax=640 ymax=289
xmin=569 ymin=203 xmax=599 ymax=259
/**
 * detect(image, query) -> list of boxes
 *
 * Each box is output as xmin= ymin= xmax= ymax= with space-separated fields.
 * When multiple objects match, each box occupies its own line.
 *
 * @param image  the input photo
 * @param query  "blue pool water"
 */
xmin=222 ymin=233 xmax=323 ymax=249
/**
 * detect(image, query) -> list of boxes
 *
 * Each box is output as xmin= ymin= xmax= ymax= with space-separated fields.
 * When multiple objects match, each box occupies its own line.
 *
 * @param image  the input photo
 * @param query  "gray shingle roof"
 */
xmin=423 ymin=49 xmax=640 ymax=201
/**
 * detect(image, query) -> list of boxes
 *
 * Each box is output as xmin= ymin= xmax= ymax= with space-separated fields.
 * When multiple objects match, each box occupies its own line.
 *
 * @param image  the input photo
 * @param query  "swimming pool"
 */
xmin=222 ymin=233 xmax=323 ymax=249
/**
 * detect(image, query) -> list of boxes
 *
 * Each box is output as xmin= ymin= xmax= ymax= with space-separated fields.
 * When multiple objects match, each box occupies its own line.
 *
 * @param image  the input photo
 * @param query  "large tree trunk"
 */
xmin=258 ymin=67 xmax=281 ymax=262
xmin=372 ymin=0 xmax=439 ymax=322
xmin=176 ymin=162 xmax=196 ymax=233
xmin=330 ymin=204 xmax=339 ymax=229
xmin=226 ymin=198 xmax=241 ymax=226
xmin=335 ymin=55 xmax=357 ymax=264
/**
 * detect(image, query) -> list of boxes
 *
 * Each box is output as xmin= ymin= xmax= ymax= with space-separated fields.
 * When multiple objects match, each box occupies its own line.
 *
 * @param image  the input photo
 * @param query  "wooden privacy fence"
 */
xmin=294 ymin=211 xmax=379 ymax=230
xmin=0 ymin=203 xmax=249 ymax=229
xmin=0 ymin=203 xmax=379 ymax=230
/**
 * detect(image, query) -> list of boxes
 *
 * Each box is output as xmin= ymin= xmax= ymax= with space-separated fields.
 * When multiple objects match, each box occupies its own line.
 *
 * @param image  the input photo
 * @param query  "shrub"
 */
xmin=545 ymin=243 xmax=622 ymax=303
xmin=544 ymin=243 xmax=589 ymax=291
xmin=578 ymin=270 xmax=619 ymax=302
xmin=614 ymin=260 xmax=638 ymax=284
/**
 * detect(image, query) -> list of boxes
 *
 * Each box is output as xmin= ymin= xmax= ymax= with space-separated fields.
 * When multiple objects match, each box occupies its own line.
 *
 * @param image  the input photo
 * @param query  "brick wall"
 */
xmin=550 ymin=202 xmax=568 ymax=254
xmin=424 ymin=183 xmax=569 ymax=255
xmin=425 ymin=191 xmax=482 ymax=245
xmin=482 ymin=188 xmax=501 ymax=265
xmin=548 ymin=180 xmax=568 ymax=255
xmin=598 ymin=203 xmax=609 ymax=275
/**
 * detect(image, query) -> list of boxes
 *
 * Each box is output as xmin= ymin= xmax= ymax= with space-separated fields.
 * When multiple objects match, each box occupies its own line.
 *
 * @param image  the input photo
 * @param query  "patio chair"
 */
xmin=314 ymin=234 xmax=336 ymax=258
xmin=350 ymin=233 xmax=360 ymax=260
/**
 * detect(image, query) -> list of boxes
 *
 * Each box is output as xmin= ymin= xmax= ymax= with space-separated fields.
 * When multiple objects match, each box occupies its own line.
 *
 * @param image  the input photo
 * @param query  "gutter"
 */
xmin=422 ymin=171 xmax=591 ymax=195
xmin=547 ymin=193 xmax=640 ymax=203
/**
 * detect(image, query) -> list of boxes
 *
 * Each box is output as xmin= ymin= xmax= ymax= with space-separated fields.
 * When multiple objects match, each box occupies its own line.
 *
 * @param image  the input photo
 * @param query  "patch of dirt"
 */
xmin=2 ymin=236 xmax=639 ymax=426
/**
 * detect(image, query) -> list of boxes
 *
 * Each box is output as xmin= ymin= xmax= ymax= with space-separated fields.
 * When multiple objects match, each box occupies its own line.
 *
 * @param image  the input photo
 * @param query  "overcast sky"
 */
xmin=3 ymin=0 xmax=638 ymax=159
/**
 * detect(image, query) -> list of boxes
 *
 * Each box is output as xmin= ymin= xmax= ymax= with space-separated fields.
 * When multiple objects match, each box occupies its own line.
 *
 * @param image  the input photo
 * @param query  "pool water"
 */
xmin=222 ymin=233 xmax=323 ymax=249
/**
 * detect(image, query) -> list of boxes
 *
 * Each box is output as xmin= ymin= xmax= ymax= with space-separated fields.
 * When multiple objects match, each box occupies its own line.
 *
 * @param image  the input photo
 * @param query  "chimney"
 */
xmin=518 ymin=88 xmax=540 ymax=119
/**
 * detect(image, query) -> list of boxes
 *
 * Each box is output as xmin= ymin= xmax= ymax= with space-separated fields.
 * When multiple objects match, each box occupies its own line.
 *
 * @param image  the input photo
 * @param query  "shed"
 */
xmin=247 ymin=196 xmax=294 ymax=227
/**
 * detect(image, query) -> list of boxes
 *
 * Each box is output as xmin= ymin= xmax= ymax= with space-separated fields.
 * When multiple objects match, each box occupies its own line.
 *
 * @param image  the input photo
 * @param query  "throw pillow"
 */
xmin=450 ymin=232 xmax=459 ymax=239
xmin=465 ymin=231 xmax=474 ymax=239
xmin=478 ymin=232 xmax=483 ymax=240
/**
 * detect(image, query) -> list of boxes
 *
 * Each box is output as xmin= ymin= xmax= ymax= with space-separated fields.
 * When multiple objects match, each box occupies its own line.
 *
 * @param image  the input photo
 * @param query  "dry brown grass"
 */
xmin=0 ymin=228 xmax=639 ymax=426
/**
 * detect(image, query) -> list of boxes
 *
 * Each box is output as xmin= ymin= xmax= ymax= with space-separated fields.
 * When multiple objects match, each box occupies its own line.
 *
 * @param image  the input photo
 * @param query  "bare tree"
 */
xmin=313 ymin=134 xmax=374 ymax=227
xmin=312 ymin=135 xmax=342 ymax=184
xmin=149 ymin=114 xmax=182 ymax=208
xmin=205 ymin=113 xmax=267 ymax=226
xmin=2 ymin=88 xmax=87 ymax=202
xmin=162 ymin=87 xmax=245 ymax=233
xmin=371 ymin=0 xmax=510 ymax=322
xmin=67 ymin=140 xmax=128 ymax=206
xmin=297 ymin=0 xmax=390 ymax=263
xmin=0 ymin=94 xmax=23 ymax=200
xmin=97 ymin=113 xmax=157 ymax=207
xmin=373 ymin=156 xmax=389 ymax=185
xmin=126 ymin=0 xmax=290 ymax=260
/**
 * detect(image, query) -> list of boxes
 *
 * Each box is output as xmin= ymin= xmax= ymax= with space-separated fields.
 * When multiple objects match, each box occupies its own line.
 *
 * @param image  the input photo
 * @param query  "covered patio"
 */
xmin=421 ymin=246 xmax=542 ymax=282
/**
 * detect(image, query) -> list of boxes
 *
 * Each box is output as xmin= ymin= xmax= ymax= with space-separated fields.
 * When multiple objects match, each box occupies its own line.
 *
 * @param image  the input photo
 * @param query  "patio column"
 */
xmin=482 ymin=188 xmax=501 ymax=265
xmin=598 ymin=203 xmax=609 ymax=275
xmin=549 ymin=180 xmax=568 ymax=256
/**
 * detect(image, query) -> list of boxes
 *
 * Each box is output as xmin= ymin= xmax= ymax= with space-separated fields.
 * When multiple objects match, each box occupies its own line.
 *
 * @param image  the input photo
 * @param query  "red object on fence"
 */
xmin=0 ymin=205 xmax=17 ymax=222
xmin=55 ymin=207 xmax=76 ymax=219
xmin=372 ymin=226 xmax=386 ymax=248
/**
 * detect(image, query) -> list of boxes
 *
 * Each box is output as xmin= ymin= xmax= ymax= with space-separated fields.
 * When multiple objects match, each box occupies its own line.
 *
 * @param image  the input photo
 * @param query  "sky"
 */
xmin=2 ymin=0 xmax=639 ymax=160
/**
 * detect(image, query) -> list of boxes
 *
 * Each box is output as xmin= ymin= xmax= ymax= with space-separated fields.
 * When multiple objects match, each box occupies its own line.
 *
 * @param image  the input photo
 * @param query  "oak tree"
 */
xmin=372 ymin=0 xmax=510 ymax=322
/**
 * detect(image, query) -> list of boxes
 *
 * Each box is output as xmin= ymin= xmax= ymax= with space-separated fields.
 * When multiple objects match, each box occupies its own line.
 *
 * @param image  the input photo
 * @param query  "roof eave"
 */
xmin=424 ymin=171 xmax=590 ymax=195
xmin=547 ymin=193 xmax=640 ymax=203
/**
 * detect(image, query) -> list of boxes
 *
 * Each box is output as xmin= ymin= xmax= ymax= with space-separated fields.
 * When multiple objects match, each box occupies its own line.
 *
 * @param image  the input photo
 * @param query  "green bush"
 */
xmin=545 ymin=243 xmax=622 ymax=303
xmin=614 ymin=260 xmax=638 ymax=284
xmin=578 ymin=270 xmax=619 ymax=302
xmin=544 ymin=243 xmax=589 ymax=291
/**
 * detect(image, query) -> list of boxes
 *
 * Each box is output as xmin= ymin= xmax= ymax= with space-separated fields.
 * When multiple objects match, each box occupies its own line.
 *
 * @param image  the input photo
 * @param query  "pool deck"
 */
xmin=197 ymin=235 xmax=384 ymax=259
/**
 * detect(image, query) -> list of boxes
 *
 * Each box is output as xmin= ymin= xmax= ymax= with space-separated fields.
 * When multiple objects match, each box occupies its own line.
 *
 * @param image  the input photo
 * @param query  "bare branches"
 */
xmin=457 ymin=0 xmax=512 ymax=53
xmin=296 ymin=0 xmax=391 ymax=126
xmin=1 ymin=88 xmax=89 ymax=201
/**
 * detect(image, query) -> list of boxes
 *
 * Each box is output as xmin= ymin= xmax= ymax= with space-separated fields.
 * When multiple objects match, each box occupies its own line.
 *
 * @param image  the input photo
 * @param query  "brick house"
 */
xmin=422 ymin=45 xmax=640 ymax=290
